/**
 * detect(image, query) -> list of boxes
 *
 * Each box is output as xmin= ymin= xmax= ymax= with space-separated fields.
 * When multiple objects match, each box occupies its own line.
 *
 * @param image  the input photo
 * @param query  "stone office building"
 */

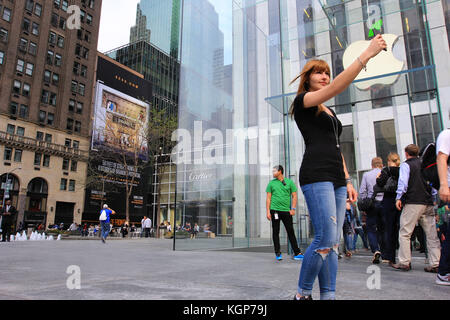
xmin=0 ymin=0 xmax=102 ymax=229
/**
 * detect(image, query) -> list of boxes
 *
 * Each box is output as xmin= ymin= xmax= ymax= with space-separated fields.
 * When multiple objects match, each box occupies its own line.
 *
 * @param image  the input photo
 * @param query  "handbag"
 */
xmin=383 ymin=167 xmax=398 ymax=193
xmin=357 ymin=186 xmax=379 ymax=212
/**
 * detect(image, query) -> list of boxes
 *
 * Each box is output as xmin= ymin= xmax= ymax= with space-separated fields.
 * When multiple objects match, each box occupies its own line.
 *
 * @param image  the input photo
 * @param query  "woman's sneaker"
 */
xmin=276 ymin=253 xmax=283 ymax=261
xmin=436 ymin=274 xmax=450 ymax=286
xmin=293 ymin=295 xmax=313 ymax=300
xmin=293 ymin=253 xmax=304 ymax=260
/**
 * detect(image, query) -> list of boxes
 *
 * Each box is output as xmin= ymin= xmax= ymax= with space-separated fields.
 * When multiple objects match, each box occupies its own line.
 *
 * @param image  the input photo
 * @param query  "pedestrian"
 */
xmin=343 ymin=200 xmax=354 ymax=257
xmin=435 ymin=129 xmax=450 ymax=285
xmin=392 ymin=144 xmax=441 ymax=272
xmin=266 ymin=165 xmax=304 ymax=261
xmin=359 ymin=157 xmax=385 ymax=264
xmin=352 ymin=208 xmax=369 ymax=251
xmin=121 ymin=223 xmax=129 ymax=238
xmin=376 ymin=152 xmax=401 ymax=265
xmin=143 ymin=216 xmax=152 ymax=238
xmin=290 ymin=35 xmax=385 ymax=300
xmin=99 ymin=204 xmax=116 ymax=243
xmin=1 ymin=199 xmax=17 ymax=242
xmin=191 ymin=223 xmax=199 ymax=239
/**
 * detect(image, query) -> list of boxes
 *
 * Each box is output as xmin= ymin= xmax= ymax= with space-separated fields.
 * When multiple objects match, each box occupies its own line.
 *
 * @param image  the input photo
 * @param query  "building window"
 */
xmin=71 ymin=160 xmax=77 ymax=172
xmin=45 ymin=134 xmax=52 ymax=143
xmin=14 ymin=149 xmax=23 ymax=162
xmin=34 ymin=3 xmax=42 ymax=17
xmin=2 ymin=7 xmax=12 ymax=22
xmin=31 ymin=22 xmax=39 ymax=36
xmin=34 ymin=153 xmax=42 ymax=166
xmin=62 ymin=158 xmax=69 ymax=170
xmin=19 ymin=105 xmax=28 ymax=119
xmin=78 ymin=83 xmax=85 ymax=96
xmin=49 ymin=92 xmax=57 ymax=106
xmin=51 ymin=13 xmax=58 ymax=27
xmin=374 ymin=120 xmax=397 ymax=165
xmin=57 ymin=35 xmax=64 ymax=48
xmin=65 ymin=138 xmax=72 ymax=147
xmin=59 ymin=17 xmax=66 ymax=30
xmin=69 ymin=99 xmax=75 ymax=112
xmin=13 ymin=80 xmax=21 ymax=94
xmin=25 ymin=0 xmax=35 ymax=12
xmin=43 ymin=154 xmax=50 ymax=167
xmin=4 ymin=147 xmax=12 ymax=161
xmin=39 ymin=110 xmax=46 ymax=123
xmin=52 ymin=73 xmax=59 ymax=86
xmin=36 ymin=131 xmax=44 ymax=141
xmin=16 ymin=59 xmax=25 ymax=73
xmin=0 ymin=28 xmax=8 ymax=43
xmin=6 ymin=124 xmax=15 ymax=134
xmin=68 ymin=180 xmax=75 ymax=192
xmin=29 ymin=41 xmax=37 ymax=55
xmin=80 ymin=65 xmax=87 ymax=77
xmin=0 ymin=51 xmax=4 ymax=64
xmin=44 ymin=70 xmax=51 ymax=83
xmin=60 ymin=178 xmax=67 ymax=191
xmin=16 ymin=127 xmax=25 ymax=136
xmin=73 ymin=62 xmax=80 ymax=75
xmin=73 ymin=140 xmax=79 ymax=149
xmin=22 ymin=18 xmax=31 ymax=32
xmin=25 ymin=63 xmax=34 ymax=76
xmin=74 ymin=121 xmax=81 ymax=133
xmin=10 ymin=102 xmax=18 ymax=116
xmin=46 ymin=50 xmax=54 ymax=65
xmin=49 ymin=32 xmax=56 ymax=45
xmin=71 ymin=81 xmax=78 ymax=93
xmin=414 ymin=113 xmax=440 ymax=149
xmin=62 ymin=1 xmax=68 ymax=11
xmin=47 ymin=113 xmax=54 ymax=125
xmin=55 ymin=54 xmax=62 ymax=66
xmin=76 ymin=102 xmax=83 ymax=114
xmin=66 ymin=118 xmax=74 ymax=131
xmin=41 ymin=90 xmax=49 ymax=104
xmin=18 ymin=38 xmax=28 ymax=52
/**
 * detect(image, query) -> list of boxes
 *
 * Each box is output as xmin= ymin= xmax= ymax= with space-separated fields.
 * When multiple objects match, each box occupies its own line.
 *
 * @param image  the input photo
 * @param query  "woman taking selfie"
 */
xmin=291 ymin=34 xmax=387 ymax=300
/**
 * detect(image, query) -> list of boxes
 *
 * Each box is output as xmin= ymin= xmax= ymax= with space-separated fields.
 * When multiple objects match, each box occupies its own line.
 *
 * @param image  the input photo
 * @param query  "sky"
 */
xmin=98 ymin=0 xmax=233 ymax=63
xmin=97 ymin=0 xmax=140 ymax=53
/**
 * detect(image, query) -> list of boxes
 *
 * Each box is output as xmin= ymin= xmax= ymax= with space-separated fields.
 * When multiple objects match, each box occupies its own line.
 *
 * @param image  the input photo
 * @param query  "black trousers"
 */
xmin=144 ymin=228 xmax=151 ymax=238
xmin=1 ymin=222 xmax=12 ymax=242
xmin=271 ymin=210 xmax=301 ymax=255
xmin=381 ymin=194 xmax=400 ymax=262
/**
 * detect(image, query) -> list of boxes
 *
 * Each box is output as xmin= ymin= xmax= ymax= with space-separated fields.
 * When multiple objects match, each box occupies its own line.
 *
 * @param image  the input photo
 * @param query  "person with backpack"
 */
xmin=392 ymin=144 xmax=441 ymax=272
xmin=435 ymin=129 xmax=450 ymax=285
xmin=376 ymin=152 xmax=401 ymax=265
xmin=99 ymin=204 xmax=116 ymax=243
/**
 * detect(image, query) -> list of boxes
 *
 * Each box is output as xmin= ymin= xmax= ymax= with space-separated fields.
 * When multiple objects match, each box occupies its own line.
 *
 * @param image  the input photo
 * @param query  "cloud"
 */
xmin=98 ymin=0 xmax=140 ymax=53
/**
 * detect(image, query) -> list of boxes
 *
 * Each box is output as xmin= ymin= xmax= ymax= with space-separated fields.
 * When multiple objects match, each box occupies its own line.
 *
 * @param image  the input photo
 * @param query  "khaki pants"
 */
xmin=398 ymin=204 xmax=441 ymax=267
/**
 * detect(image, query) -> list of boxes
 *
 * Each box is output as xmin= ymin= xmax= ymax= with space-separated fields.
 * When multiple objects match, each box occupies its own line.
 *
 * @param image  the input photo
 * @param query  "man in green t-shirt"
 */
xmin=266 ymin=165 xmax=304 ymax=261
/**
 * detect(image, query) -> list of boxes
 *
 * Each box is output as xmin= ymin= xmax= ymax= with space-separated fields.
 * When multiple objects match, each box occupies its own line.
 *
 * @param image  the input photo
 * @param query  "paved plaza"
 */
xmin=0 ymin=238 xmax=447 ymax=300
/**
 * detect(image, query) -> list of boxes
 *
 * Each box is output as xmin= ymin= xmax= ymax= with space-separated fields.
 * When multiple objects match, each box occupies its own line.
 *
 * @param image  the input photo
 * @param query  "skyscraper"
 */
xmin=0 ymin=0 xmax=102 ymax=229
xmin=130 ymin=0 xmax=181 ymax=58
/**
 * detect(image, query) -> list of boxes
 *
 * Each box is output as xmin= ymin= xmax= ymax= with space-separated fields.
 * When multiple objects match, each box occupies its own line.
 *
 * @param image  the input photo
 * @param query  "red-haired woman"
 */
xmin=291 ymin=34 xmax=387 ymax=300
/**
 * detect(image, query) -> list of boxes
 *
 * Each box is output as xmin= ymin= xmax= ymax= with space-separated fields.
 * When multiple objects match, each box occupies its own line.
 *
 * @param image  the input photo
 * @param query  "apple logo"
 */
xmin=342 ymin=34 xmax=404 ymax=90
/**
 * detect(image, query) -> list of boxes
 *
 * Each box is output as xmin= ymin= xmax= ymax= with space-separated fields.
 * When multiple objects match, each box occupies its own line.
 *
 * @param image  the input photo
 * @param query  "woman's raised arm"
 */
xmin=303 ymin=34 xmax=387 ymax=108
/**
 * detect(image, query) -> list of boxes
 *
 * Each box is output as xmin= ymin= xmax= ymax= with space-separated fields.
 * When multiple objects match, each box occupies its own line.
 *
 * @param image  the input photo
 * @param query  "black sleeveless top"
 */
xmin=293 ymin=92 xmax=346 ymax=187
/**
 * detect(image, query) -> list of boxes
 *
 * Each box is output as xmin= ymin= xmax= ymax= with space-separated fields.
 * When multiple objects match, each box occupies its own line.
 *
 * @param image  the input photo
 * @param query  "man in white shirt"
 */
xmin=143 ymin=216 xmax=152 ymax=238
xmin=436 ymin=129 xmax=450 ymax=285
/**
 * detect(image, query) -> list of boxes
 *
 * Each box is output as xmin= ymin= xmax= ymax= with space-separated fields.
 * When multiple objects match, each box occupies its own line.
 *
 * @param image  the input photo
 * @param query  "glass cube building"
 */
xmin=170 ymin=0 xmax=450 ymax=250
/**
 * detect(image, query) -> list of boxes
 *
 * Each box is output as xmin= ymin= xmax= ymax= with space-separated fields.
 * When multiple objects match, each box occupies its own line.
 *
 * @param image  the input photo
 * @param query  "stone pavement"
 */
xmin=0 ymin=239 xmax=447 ymax=300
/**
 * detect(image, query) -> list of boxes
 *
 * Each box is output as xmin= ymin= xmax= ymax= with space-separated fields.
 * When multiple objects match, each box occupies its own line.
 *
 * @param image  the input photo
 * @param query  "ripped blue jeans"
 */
xmin=298 ymin=182 xmax=347 ymax=300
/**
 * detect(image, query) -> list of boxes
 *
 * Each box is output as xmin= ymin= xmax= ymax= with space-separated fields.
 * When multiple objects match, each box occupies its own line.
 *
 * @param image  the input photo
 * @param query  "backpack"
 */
xmin=383 ymin=167 xmax=398 ymax=193
xmin=419 ymin=142 xmax=449 ymax=190
xmin=99 ymin=209 xmax=107 ymax=221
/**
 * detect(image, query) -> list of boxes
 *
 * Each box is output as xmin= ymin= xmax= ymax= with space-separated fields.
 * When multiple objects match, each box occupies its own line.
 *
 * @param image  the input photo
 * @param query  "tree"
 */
xmin=145 ymin=106 xmax=178 ymax=233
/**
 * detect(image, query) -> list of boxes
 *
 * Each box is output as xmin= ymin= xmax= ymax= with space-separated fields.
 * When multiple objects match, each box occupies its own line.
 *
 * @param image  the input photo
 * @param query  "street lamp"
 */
xmin=2 ymin=167 xmax=22 ymax=209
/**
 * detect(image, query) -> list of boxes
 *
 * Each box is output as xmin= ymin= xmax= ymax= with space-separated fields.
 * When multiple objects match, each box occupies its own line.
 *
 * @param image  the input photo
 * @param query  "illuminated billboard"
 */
xmin=92 ymin=82 xmax=149 ymax=161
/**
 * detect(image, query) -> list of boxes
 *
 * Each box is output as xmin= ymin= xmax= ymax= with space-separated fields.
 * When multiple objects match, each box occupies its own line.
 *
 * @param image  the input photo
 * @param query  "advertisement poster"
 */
xmin=92 ymin=82 xmax=149 ymax=161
